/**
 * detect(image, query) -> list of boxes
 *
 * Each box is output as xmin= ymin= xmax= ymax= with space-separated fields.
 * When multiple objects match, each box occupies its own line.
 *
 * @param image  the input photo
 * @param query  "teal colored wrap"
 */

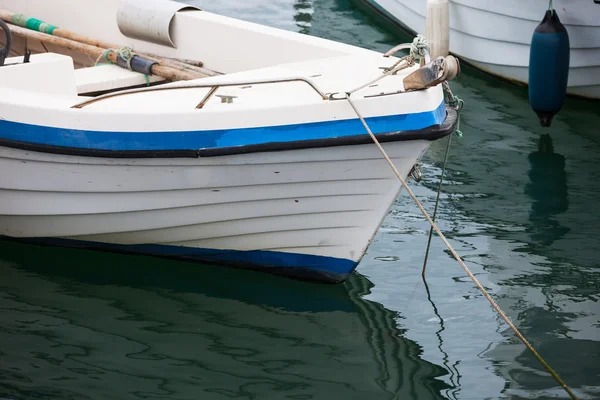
xmin=11 ymin=14 xmax=58 ymax=34
xmin=10 ymin=14 xmax=27 ymax=27
xmin=528 ymin=10 xmax=570 ymax=127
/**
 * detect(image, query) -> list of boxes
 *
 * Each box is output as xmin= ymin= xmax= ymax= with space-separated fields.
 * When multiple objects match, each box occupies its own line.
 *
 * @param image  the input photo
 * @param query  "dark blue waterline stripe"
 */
xmin=0 ymin=101 xmax=445 ymax=151
xmin=4 ymin=236 xmax=358 ymax=281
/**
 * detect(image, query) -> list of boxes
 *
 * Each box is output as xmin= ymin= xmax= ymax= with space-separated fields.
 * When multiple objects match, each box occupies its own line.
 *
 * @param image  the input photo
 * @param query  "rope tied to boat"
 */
xmin=341 ymin=90 xmax=578 ymax=400
xmin=383 ymin=35 xmax=430 ymax=74
xmin=443 ymin=81 xmax=464 ymax=137
xmin=421 ymin=81 xmax=464 ymax=275
xmin=410 ymin=34 xmax=430 ymax=60
xmin=333 ymin=38 xmax=576 ymax=396
xmin=383 ymin=55 xmax=414 ymax=75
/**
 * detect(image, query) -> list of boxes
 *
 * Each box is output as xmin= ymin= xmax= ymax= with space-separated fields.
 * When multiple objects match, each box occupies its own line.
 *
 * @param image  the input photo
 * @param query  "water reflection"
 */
xmin=525 ymin=134 xmax=570 ymax=247
xmin=488 ymin=305 xmax=600 ymax=399
xmin=0 ymin=241 xmax=451 ymax=399
xmin=294 ymin=0 xmax=313 ymax=34
xmin=422 ymin=279 xmax=461 ymax=400
xmin=420 ymin=69 xmax=600 ymax=398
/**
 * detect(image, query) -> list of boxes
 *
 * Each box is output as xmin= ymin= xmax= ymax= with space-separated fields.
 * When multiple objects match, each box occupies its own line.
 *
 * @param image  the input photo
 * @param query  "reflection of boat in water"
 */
xmin=485 ymin=305 xmax=600 ymax=399
xmin=294 ymin=0 xmax=313 ymax=34
xmin=410 ymin=65 xmax=600 ymax=398
xmin=525 ymin=134 xmax=570 ymax=247
xmin=0 ymin=241 xmax=451 ymax=399
xmin=430 ymin=68 xmax=600 ymax=268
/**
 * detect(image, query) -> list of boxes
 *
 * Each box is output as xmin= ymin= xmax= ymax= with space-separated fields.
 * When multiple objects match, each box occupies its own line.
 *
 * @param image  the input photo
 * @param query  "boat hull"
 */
xmin=358 ymin=0 xmax=600 ymax=100
xmin=0 ymin=140 xmax=431 ymax=282
xmin=0 ymin=0 xmax=457 ymax=282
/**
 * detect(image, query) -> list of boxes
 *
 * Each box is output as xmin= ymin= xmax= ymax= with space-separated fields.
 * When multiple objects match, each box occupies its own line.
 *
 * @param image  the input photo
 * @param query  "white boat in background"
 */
xmin=357 ymin=0 xmax=600 ymax=99
xmin=0 ymin=0 xmax=458 ymax=282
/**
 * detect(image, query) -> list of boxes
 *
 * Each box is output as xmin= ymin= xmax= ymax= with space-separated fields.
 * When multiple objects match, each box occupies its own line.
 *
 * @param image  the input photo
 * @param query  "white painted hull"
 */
xmin=0 ymin=141 xmax=429 ymax=281
xmin=0 ymin=0 xmax=456 ymax=281
xmin=362 ymin=0 xmax=600 ymax=99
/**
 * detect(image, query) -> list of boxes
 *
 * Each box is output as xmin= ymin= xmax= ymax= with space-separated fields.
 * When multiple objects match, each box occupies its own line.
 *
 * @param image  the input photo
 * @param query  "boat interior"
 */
xmin=0 ymin=0 xmax=396 ymax=101
xmin=0 ymin=0 xmax=453 ymax=123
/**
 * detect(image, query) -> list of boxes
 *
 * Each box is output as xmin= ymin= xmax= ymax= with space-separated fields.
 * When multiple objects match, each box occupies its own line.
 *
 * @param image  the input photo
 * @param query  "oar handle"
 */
xmin=0 ymin=19 xmax=11 ymax=66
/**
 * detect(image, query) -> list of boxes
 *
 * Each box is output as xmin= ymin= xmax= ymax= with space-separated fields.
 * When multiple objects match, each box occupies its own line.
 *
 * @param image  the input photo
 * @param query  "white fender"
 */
xmin=425 ymin=0 xmax=450 ymax=58
xmin=117 ymin=0 xmax=201 ymax=48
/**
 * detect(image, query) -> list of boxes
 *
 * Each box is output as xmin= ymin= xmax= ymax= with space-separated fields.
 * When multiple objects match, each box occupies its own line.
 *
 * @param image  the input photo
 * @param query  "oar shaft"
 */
xmin=0 ymin=9 xmax=219 ymax=78
xmin=6 ymin=23 xmax=200 ymax=81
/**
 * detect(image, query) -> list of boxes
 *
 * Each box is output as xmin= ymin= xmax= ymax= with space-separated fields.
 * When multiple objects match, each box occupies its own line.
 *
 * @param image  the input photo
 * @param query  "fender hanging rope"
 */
xmin=343 ymin=92 xmax=579 ymax=400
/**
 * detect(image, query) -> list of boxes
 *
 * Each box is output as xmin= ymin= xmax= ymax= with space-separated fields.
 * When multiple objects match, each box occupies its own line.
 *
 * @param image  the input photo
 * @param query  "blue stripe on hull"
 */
xmin=0 ymin=101 xmax=445 ymax=151
xmin=3 ymin=236 xmax=358 ymax=283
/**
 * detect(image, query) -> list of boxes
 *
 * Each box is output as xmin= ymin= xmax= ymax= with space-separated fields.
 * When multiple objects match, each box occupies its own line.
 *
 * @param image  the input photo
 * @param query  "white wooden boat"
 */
xmin=0 ymin=0 xmax=458 ymax=283
xmin=357 ymin=0 xmax=600 ymax=99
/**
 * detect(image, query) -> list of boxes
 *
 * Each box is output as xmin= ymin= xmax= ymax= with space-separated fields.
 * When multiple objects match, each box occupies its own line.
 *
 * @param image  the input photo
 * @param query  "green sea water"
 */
xmin=1 ymin=1 xmax=599 ymax=399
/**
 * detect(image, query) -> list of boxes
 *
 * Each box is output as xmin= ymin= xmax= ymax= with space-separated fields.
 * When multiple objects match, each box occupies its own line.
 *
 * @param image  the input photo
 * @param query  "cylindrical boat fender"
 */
xmin=117 ymin=0 xmax=200 ymax=48
xmin=528 ymin=9 xmax=570 ymax=127
xmin=425 ymin=0 xmax=450 ymax=59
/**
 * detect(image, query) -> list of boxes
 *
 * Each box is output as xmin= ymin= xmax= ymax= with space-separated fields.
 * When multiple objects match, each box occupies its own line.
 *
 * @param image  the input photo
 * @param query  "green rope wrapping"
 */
xmin=11 ymin=14 xmax=58 ymax=35
xmin=93 ymin=47 xmax=150 ymax=85
xmin=95 ymin=47 xmax=136 ymax=68
xmin=453 ymin=96 xmax=464 ymax=138
xmin=103 ymin=49 xmax=112 ymax=63
xmin=443 ymin=82 xmax=464 ymax=137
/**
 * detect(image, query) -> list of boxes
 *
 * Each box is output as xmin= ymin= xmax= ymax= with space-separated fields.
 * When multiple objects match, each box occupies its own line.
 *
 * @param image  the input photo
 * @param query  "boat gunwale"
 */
xmin=0 ymin=106 xmax=456 ymax=158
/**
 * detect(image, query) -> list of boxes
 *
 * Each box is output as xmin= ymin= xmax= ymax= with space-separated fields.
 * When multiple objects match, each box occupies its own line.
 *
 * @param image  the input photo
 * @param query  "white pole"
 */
xmin=425 ymin=0 xmax=450 ymax=58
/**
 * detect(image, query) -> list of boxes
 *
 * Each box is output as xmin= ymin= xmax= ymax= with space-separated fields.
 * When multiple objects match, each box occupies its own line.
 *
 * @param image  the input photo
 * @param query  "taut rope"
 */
xmin=339 ymin=43 xmax=578 ymax=396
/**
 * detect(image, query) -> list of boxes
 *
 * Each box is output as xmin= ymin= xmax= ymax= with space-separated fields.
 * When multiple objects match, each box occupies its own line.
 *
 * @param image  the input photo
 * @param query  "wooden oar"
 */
xmin=0 ymin=9 xmax=220 ymax=78
xmin=5 ymin=23 xmax=202 ymax=81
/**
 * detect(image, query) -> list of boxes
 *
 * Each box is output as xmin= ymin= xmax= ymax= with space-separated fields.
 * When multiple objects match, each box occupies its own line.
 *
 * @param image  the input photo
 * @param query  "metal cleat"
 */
xmin=216 ymin=94 xmax=238 ymax=104
xmin=403 ymin=55 xmax=460 ymax=91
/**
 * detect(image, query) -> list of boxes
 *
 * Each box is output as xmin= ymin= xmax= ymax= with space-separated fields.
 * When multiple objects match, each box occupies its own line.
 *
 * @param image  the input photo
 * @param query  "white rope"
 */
xmin=410 ymin=34 xmax=430 ymax=60
xmin=346 ymin=57 xmax=414 ymax=95
xmin=345 ymin=35 xmax=431 ymax=95
xmin=343 ymin=93 xmax=578 ymax=400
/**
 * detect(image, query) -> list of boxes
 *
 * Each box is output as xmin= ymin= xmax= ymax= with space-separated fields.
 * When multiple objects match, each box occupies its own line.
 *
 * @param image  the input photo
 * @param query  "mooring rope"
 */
xmin=343 ymin=93 xmax=579 ymax=400
xmin=343 ymin=35 xmax=429 ymax=95
xmin=421 ymin=131 xmax=453 ymax=276
xmin=410 ymin=34 xmax=430 ymax=60
xmin=421 ymin=82 xmax=464 ymax=274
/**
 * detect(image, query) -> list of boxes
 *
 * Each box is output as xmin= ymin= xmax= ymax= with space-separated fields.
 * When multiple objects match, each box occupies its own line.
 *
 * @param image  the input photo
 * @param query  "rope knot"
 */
xmin=117 ymin=47 xmax=136 ymax=71
xmin=94 ymin=46 xmax=137 ymax=69
xmin=410 ymin=34 xmax=430 ymax=61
